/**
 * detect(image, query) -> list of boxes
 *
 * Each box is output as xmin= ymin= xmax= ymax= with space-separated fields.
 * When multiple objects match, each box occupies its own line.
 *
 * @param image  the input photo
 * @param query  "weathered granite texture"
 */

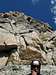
xmin=0 ymin=11 xmax=56 ymax=65
xmin=0 ymin=65 xmax=56 ymax=75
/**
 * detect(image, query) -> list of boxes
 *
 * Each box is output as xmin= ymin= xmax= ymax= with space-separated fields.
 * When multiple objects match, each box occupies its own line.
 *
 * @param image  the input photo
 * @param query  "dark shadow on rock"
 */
xmin=0 ymin=45 xmax=17 ymax=57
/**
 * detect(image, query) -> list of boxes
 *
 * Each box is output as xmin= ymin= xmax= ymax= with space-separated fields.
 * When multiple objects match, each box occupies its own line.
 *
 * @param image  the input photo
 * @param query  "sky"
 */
xmin=0 ymin=0 xmax=56 ymax=30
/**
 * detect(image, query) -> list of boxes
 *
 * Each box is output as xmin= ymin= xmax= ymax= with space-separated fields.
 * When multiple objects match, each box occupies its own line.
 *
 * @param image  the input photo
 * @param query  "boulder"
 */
xmin=0 ymin=33 xmax=17 ymax=51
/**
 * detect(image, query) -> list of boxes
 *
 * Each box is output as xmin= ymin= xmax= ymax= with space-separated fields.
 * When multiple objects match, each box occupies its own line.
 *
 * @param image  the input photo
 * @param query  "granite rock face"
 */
xmin=0 ymin=65 xmax=56 ymax=75
xmin=0 ymin=11 xmax=56 ymax=65
xmin=0 ymin=33 xmax=17 ymax=51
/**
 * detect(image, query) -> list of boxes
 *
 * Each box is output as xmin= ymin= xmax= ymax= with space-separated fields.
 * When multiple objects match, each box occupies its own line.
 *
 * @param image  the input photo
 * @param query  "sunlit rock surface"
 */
xmin=0 ymin=65 xmax=56 ymax=75
xmin=0 ymin=11 xmax=56 ymax=66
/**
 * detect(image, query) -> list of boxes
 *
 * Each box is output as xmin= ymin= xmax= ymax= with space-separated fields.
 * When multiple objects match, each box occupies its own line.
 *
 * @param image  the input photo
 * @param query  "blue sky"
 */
xmin=0 ymin=0 xmax=56 ymax=30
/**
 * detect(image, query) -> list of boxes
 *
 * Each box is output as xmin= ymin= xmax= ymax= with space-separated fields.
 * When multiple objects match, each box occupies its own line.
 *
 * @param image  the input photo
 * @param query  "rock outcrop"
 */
xmin=0 ymin=11 xmax=56 ymax=65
